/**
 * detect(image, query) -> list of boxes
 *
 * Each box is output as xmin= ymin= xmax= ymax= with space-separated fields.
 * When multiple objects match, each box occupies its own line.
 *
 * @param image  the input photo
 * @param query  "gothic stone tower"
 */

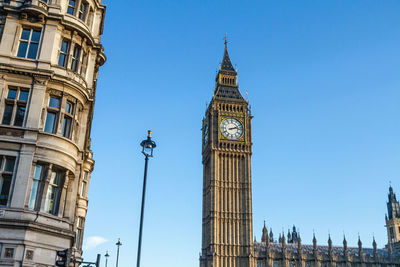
xmin=200 ymin=41 xmax=253 ymax=267
xmin=385 ymin=186 xmax=400 ymax=250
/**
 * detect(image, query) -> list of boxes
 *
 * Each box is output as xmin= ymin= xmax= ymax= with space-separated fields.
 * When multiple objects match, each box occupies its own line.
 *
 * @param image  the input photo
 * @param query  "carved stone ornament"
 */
xmin=47 ymin=88 xmax=62 ymax=97
xmin=33 ymin=77 xmax=48 ymax=86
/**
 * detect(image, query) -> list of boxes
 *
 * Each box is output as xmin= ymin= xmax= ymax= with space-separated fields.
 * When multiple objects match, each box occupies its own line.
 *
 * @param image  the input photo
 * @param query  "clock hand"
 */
xmin=228 ymin=127 xmax=237 ymax=130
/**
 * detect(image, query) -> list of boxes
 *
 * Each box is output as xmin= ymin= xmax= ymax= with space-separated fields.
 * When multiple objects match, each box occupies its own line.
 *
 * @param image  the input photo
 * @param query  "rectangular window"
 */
xmin=17 ymin=28 xmax=41 ymax=59
xmin=67 ymin=0 xmax=76 ymax=15
xmin=44 ymin=96 xmax=60 ymax=134
xmin=28 ymin=164 xmax=43 ymax=210
xmin=0 ymin=15 xmax=6 ymax=44
xmin=75 ymin=217 xmax=84 ymax=249
xmin=4 ymin=247 xmax=14 ymax=258
xmin=65 ymin=101 xmax=74 ymax=114
xmin=2 ymin=104 xmax=13 ymax=125
xmin=14 ymin=106 xmax=26 ymax=126
xmin=61 ymin=116 xmax=72 ymax=138
xmin=0 ymin=156 xmax=15 ymax=206
xmin=2 ymin=87 xmax=29 ymax=126
xmin=62 ymin=101 xmax=74 ymax=139
xmin=80 ymin=181 xmax=86 ymax=197
xmin=7 ymin=88 xmax=17 ymax=99
xmin=44 ymin=112 xmax=57 ymax=133
xmin=80 ymin=51 xmax=88 ymax=76
xmin=71 ymin=45 xmax=81 ymax=72
xmin=44 ymin=169 xmax=64 ymax=215
xmin=49 ymin=96 xmax=60 ymax=109
xmin=78 ymin=2 xmax=88 ymax=21
xmin=58 ymin=40 xmax=70 ymax=67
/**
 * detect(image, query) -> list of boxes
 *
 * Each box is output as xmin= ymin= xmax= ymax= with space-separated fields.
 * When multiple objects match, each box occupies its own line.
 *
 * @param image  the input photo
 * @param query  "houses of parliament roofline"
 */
xmin=254 ymin=186 xmax=400 ymax=266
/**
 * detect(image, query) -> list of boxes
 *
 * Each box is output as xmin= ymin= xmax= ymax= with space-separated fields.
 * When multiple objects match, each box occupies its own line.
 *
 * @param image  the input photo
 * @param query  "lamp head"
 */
xmin=140 ymin=130 xmax=156 ymax=157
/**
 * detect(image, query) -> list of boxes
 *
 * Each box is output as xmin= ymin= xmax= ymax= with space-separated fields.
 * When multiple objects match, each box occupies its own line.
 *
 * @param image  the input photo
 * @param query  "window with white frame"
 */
xmin=67 ymin=0 xmax=76 ymax=15
xmin=28 ymin=164 xmax=44 ymax=210
xmin=61 ymin=100 xmax=74 ymax=138
xmin=0 ymin=156 xmax=15 ymax=206
xmin=44 ymin=96 xmax=60 ymax=134
xmin=2 ymin=86 xmax=29 ymax=126
xmin=80 ymin=171 xmax=88 ymax=197
xmin=58 ymin=39 xmax=70 ymax=67
xmin=78 ymin=1 xmax=89 ymax=21
xmin=17 ymin=28 xmax=41 ymax=59
xmin=43 ymin=168 xmax=65 ymax=215
xmin=75 ymin=216 xmax=84 ymax=249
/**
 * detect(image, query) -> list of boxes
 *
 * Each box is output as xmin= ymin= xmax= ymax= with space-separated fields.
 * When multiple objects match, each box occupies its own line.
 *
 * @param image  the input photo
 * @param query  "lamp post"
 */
xmin=115 ymin=239 xmax=122 ymax=267
xmin=104 ymin=251 xmax=109 ymax=267
xmin=137 ymin=130 xmax=156 ymax=267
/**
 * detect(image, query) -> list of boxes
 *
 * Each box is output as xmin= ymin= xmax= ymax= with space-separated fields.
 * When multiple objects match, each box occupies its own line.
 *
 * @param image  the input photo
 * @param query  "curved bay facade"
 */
xmin=0 ymin=0 xmax=105 ymax=266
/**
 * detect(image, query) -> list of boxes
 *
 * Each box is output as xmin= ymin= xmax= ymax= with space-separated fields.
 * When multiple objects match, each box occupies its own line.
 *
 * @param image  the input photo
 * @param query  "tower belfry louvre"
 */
xmin=200 ymin=40 xmax=253 ymax=267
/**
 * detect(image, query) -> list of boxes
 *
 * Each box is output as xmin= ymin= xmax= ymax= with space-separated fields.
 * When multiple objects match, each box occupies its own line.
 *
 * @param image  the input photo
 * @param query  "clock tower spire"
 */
xmin=200 ymin=41 xmax=254 ymax=267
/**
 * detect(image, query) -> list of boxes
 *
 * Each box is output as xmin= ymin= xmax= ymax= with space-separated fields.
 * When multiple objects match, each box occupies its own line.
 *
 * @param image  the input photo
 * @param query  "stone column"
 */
xmin=9 ymin=144 xmax=35 ymax=208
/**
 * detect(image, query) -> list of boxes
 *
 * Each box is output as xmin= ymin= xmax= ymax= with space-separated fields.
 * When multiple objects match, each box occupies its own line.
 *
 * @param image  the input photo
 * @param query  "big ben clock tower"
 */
xmin=200 ymin=40 xmax=254 ymax=267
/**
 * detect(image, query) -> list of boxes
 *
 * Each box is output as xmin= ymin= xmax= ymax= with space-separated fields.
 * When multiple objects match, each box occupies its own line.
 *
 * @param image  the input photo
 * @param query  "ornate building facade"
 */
xmin=0 ymin=0 xmax=106 ymax=266
xmin=200 ymin=43 xmax=400 ymax=267
xmin=386 ymin=186 xmax=400 ymax=251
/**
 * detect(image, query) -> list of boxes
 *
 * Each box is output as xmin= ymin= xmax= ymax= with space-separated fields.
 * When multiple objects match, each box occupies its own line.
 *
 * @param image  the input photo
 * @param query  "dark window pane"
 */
xmin=67 ymin=6 xmax=74 ymax=14
xmin=2 ymin=104 xmax=13 ymax=125
xmin=65 ymin=102 xmax=73 ymax=114
xmin=49 ymin=97 xmax=60 ymax=108
xmin=19 ymin=90 xmax=29 ymax=101
xmin=73 ymin=46 xmax=81 ymax=57
xmin=14 ymin=106 xmax=25 ymax=126
xmin=58 ymin=54 xmax=66 ymax=67
xmin=31 ymin=30 xmax=41 ymax=42
xmin=21 ymin=29 xmax=30 ymax=40
xmin=4 ymin=158 xmax=15 ymax=172
xmin=44 ymin=112 xmax=57 ymax=133
xmin=62 ymin=117 xmax=72 ymax=138
xmin=0 ymin=174 xmax=12 ymax=205
xmin=17 ymin=41 xmax=28 ymax=58
xmin=7 ymin=89 xmax=17 ymax=99
xmin=61 ymin=41 xmax=69 ymax=52
xmin=27 ymin=43 xmax=38 ymax=59
xmin=69 ymin=0 xmax=76 ymax=7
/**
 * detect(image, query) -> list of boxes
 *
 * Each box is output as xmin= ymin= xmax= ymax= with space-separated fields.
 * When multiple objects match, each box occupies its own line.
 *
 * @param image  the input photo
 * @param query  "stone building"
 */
xmin=0 ymin=0 xmax=106 ymax=266
xmin=200 ymin=41 xmax=400 ymax=267
xmin=386 ymin=186 xmax=400 ymax=251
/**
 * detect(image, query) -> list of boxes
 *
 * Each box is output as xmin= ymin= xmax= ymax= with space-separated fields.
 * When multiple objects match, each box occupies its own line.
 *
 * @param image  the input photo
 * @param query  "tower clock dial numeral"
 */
xmin=220 ymin=118 xmax=243 ymax=140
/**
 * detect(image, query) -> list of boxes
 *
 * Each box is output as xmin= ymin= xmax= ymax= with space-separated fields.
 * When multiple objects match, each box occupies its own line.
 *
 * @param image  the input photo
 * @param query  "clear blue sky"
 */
xmin=83 ymin=1 xmax=400 ymax=266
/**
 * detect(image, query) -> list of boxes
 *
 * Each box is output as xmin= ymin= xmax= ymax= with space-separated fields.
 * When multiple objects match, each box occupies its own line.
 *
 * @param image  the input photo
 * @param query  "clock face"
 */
xmin=220 ymin=118 xmax=243 ymax=140
xmin=203 ymin=124 xmax=209 ymax=145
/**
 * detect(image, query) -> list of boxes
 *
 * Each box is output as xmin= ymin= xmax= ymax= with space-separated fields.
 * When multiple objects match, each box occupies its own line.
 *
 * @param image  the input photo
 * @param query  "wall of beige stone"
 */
xmin=0 ymin=0 xmax=105 ymax=266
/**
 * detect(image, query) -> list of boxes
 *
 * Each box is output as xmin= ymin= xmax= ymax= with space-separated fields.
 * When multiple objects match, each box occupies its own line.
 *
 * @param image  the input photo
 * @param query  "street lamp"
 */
xmin=115 ymin=239 xmax=122 ymax=267
xmin=104 ymin=251 xmax=109 ymax=267
xmin=137 ymin=130 xmax=156 ymax=267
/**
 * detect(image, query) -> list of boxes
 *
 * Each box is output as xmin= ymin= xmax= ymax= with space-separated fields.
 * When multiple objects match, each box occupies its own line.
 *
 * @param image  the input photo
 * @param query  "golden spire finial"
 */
xmin=147 ymin=130 xmax=152 ymax=138
xmin=224 ymin=33 xmax=228 ymax=47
